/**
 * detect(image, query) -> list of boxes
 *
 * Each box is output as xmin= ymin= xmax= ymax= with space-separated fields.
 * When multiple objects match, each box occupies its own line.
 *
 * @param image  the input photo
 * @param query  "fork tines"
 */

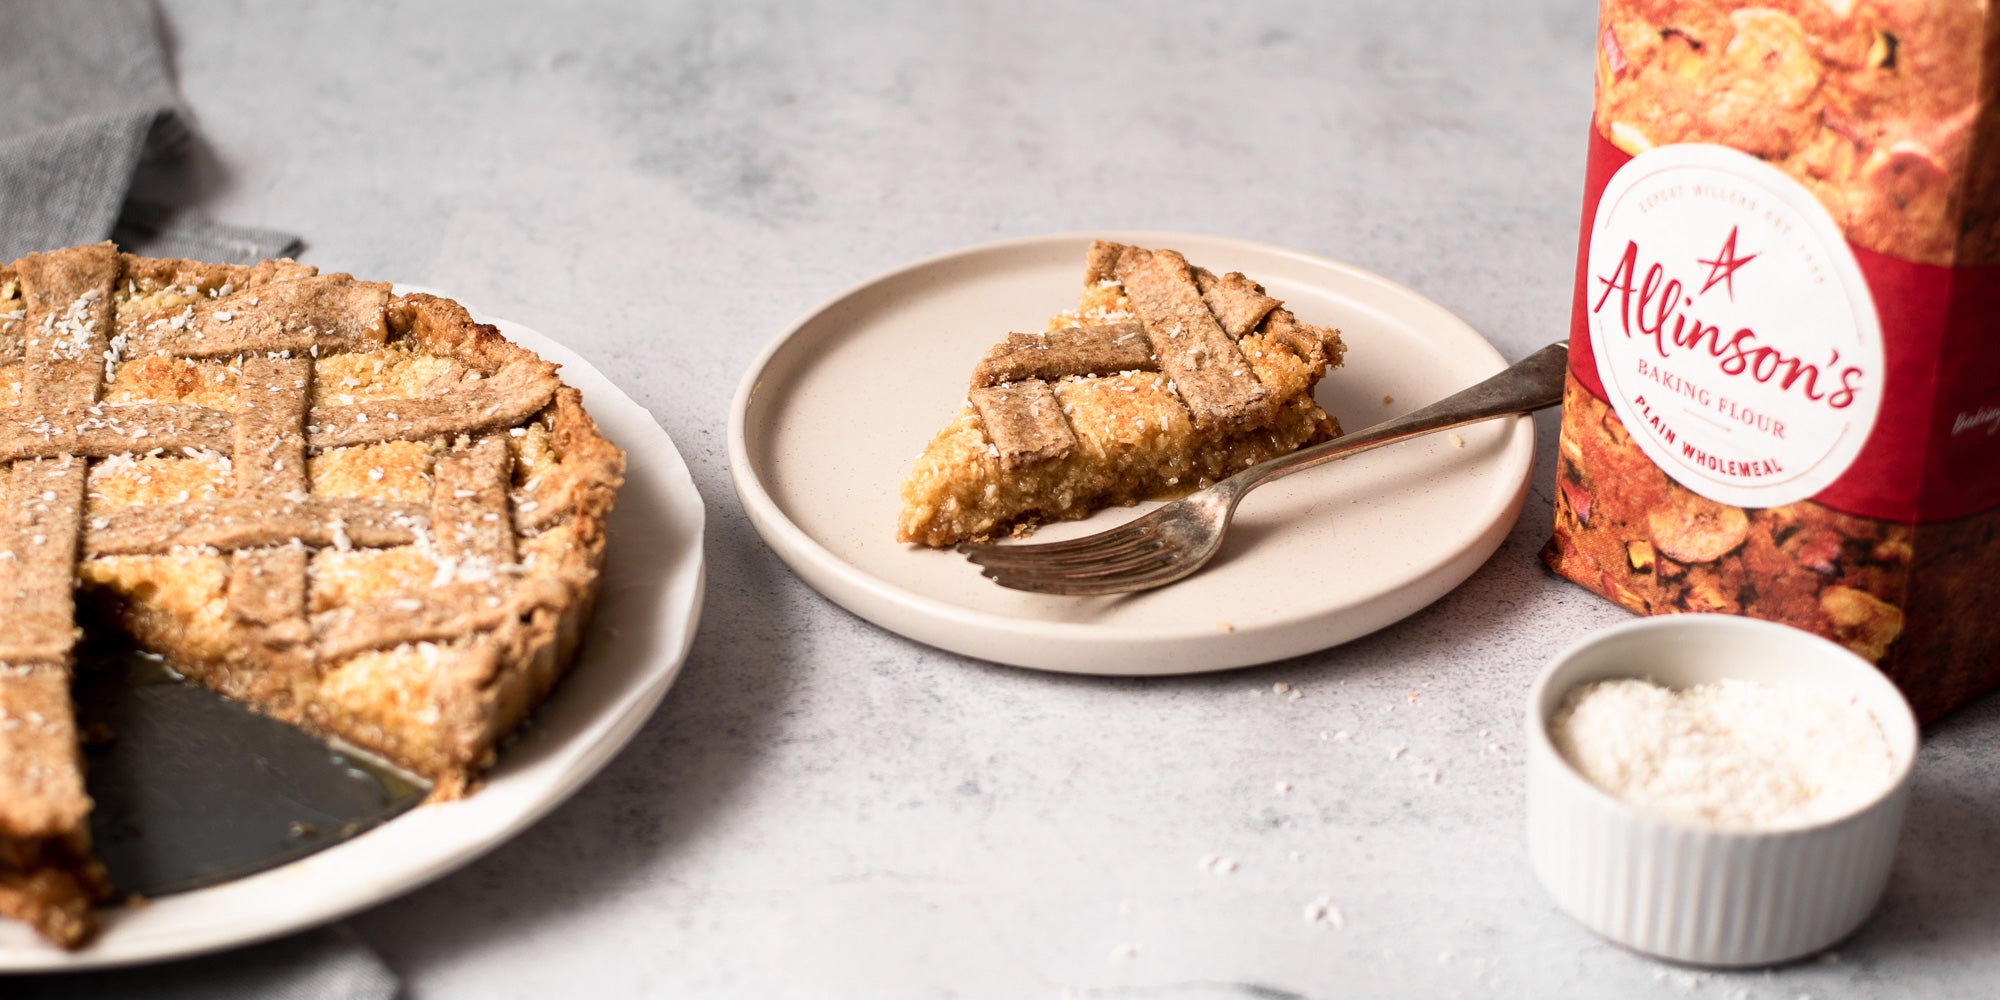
xmin=956 ymin=522 xmax=1177 ymax=593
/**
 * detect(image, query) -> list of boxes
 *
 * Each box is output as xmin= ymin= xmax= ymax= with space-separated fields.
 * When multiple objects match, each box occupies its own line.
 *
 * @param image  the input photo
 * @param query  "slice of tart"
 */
xmin=897 ymin=240 xmax=1345 ymax=546
xmin=0 ymin=243 xmax=624 ymax=947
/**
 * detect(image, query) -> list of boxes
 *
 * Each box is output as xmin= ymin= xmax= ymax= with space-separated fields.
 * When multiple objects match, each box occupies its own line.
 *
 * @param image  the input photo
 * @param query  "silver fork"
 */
xmin=958 ymin=341 xmax=1570 ymax=595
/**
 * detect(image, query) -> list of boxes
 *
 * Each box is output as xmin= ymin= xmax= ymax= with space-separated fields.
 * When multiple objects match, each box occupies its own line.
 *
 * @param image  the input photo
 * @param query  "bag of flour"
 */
xmin=1544 ymin=0 xmax=2000 ymax=720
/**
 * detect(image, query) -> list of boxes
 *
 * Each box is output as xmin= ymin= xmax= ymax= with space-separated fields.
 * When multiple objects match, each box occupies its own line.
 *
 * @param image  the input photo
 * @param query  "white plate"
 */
xmin=0 ymin=297 xmax=708 ymax=970
xmin=728 ymin=231 xmax=1533 ymax=674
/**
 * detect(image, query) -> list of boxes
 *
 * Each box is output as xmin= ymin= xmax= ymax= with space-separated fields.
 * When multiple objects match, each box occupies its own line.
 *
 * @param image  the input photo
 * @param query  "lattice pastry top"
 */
xmin=0 ymin=243 xmax=624 ymax=948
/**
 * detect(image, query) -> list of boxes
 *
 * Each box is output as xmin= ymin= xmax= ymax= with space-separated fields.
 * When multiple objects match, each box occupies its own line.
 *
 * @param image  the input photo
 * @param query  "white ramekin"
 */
xmin=1525 ymin=614 xmax=1919 ymax=967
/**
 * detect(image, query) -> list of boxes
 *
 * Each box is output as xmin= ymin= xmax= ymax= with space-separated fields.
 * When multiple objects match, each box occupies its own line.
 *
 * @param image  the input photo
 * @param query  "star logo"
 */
xmin=1696 ymin=226 xmax=1758 ymax=300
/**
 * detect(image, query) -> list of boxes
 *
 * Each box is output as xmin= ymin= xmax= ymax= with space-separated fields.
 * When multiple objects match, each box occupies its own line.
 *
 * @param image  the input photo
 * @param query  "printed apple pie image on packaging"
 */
xmin=1542 ymin=0 xmax=2000 ymax=721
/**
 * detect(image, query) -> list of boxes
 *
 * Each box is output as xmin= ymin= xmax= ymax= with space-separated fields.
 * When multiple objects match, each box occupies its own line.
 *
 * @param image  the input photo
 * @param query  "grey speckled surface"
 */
xmin=141 ymin=1 xmax=2000 ymax=996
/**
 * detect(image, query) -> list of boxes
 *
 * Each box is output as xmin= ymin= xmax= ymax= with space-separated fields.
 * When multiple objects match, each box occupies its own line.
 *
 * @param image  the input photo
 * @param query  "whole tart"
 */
xmin=0 ymin=243 xmax=624 ymax=948
xmin=898 ymin=240 xmax=1345 ymax=546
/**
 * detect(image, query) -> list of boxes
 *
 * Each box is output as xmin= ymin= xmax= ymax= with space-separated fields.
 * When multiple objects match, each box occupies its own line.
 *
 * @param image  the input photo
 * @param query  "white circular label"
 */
xmin=1585 ymin=144 xmax=1883 ymax=509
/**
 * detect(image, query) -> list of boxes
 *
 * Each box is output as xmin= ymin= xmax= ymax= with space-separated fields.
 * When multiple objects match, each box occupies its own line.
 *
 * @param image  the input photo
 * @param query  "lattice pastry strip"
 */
xmin=85 ymin=497 xmax=428 ymax=556
xmin=0 ymin=354 xmax=556 ymax=465
xmin=118 ymin=274 xmax=389 ymax=360
xmin=15 ymin=246 xmax=115 ymax=415
xmin=0 ymin=455 xmax=104 ymax=949
xmin=0 ymin=459 xmax=87 ymax=666
xmin=227 ymin=355 xmax=314 ymax=647
xmin=0 ymin=244 xmax=118 ymax=949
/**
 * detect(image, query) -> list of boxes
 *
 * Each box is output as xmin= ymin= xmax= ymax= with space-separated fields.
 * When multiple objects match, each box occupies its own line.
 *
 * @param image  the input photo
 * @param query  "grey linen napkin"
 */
xmin=0 ymin=0 xmax=299 ymax=263
xmin=3 ymin=1 xmax=394 ymax=996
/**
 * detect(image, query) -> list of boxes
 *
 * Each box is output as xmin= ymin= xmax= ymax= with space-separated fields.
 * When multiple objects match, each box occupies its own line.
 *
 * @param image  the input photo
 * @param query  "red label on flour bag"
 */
xmin=1544 ymin=0 xmax=2000 ymax=721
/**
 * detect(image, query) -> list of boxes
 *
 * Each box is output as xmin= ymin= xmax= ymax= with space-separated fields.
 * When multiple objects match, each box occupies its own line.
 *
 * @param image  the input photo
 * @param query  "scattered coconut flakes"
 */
xmin=1215 ymin=620 xmax=1234 ymax=633
xmin=1333 ymin=730 xmax=1352 ymax=743
xmin=1303 ymin=896 xmax=1344 ymax=928
xmin=1198 ymin=855 xmax=1238 ymax=875
xmin=1388 ymin=743 xmax=1406 ymax=760
xmin=1273 ymin=682 xmax=1291 ymax=695
xmin=1653 ymin=968 xmax=1710 ymax=990
xmin=1109 ymin=943 xmax=1139 ymax=961
xmin=1448 ymin=432 xmax=1465 ymax=448
xmin=1273 ymin=780 xmax=1292 ymax=795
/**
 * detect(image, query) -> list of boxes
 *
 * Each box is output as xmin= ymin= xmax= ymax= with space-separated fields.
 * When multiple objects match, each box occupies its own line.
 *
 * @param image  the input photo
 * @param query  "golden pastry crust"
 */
xmin=0 ymin=244 xmax=625 ymax=948
xmin=898 ymin=241 xmax=1344 ymax=546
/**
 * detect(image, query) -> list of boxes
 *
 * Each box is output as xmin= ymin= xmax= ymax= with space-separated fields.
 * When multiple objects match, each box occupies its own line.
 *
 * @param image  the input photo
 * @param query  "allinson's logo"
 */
xmin=1587 ymin=144 xmax=1883 ymax=509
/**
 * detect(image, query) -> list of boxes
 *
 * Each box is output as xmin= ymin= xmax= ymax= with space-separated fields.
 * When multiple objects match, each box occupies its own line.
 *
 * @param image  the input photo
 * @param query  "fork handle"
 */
xmin=1234 ymin=340 xmax=1569 ymax=493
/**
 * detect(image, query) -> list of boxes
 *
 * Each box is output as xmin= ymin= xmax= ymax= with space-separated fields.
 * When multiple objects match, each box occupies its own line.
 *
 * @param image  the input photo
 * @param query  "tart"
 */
xmin=0 ymin=243 xmax=624 ymax=948
xmin=897 ymin=240 xmax=1345 ymax=546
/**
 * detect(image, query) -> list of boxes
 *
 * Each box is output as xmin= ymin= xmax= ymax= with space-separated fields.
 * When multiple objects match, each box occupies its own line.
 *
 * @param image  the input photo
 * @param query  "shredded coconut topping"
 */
xmin=1550 ymin=677 xmax=1895 ymax=830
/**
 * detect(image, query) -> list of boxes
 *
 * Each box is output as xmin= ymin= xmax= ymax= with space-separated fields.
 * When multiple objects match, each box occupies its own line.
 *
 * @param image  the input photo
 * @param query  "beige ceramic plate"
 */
xmin=728 ymin=231 xmax=1532 ymax=673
